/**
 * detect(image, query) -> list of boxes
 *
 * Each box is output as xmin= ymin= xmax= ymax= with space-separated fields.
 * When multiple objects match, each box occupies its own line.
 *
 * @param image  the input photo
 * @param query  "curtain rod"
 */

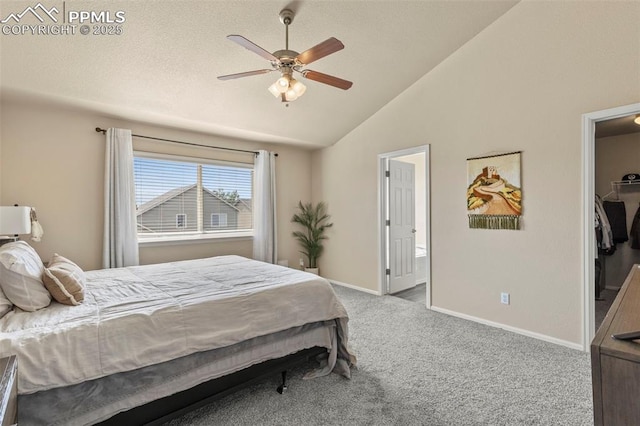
xmin=95 ymin=128 xmax=277 ymax=157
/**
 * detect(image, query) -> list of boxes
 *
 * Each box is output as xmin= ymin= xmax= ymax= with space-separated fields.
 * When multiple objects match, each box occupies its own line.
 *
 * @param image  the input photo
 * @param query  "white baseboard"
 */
xmin=430 ymin=306 xmax=584 ymax=352
xmin=329 ymin=279 xmax=381 ymax=296
xmin=328 ymin=280 xmax=582 ymax=351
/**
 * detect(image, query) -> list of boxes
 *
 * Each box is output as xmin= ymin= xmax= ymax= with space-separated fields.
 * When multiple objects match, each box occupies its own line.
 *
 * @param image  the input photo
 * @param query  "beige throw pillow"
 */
xmin=43 ymin=253 xmax=85 ymax=305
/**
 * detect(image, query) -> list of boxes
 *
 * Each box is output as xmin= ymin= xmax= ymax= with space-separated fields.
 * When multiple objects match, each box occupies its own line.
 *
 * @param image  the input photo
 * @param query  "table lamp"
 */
xmin=0 ymin=206 xmax=32 ymax=239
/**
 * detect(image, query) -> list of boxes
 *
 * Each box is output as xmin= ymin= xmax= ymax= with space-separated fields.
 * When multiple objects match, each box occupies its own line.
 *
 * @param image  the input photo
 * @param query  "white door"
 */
xmin=388 ymin=160 xmax=416 ymax=294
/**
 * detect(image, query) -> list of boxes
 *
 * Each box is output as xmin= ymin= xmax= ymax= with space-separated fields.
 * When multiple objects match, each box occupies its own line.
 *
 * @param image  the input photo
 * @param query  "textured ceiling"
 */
xmin=0 ymin=1 xmax=519 ymax=148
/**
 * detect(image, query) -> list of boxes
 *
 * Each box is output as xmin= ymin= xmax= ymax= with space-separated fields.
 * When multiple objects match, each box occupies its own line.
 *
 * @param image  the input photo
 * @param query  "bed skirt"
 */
xmin=19 ymin=321 xmax=336 ymax=426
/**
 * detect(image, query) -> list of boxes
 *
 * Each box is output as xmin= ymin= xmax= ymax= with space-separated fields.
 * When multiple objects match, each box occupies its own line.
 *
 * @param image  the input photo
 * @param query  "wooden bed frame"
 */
xmin=97 ymin=346 xmax=325 ymax=425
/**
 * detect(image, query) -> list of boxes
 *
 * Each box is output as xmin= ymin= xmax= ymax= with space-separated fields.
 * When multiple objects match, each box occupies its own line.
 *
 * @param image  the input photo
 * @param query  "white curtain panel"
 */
xmin=252 ymin=150 xmax=277 ymax=263
xmin=103 ymin=128 xmax=139 ymax=268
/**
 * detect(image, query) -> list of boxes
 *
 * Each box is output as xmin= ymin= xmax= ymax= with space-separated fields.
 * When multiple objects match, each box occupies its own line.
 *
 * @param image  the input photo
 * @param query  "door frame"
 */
xmin=378 ymin=145 xmax=431 ymax=307
xmin=582 ymin=102 xmax=640 ymax=351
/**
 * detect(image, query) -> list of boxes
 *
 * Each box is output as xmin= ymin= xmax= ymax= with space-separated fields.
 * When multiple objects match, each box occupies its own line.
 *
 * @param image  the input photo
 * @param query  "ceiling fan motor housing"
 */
xmin=272 ymin=50 xmax=302 ymax=71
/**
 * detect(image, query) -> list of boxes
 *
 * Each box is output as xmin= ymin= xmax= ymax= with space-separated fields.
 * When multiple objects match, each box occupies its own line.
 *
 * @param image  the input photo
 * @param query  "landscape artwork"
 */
xmin=466 ymin=151 xmax=522 ymax=230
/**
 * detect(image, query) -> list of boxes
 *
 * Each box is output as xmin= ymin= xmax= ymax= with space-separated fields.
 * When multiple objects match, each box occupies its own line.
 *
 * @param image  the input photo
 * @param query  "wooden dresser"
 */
xmin=592 ymin=265 xmax=640 ymax=425
xmin=0 ymin=356 xmax=17 ymax=426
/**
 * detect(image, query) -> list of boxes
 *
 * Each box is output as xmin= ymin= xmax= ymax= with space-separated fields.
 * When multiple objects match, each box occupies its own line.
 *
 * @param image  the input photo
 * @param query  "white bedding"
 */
xmin=0 ymin=255 xmax=352 ymax=394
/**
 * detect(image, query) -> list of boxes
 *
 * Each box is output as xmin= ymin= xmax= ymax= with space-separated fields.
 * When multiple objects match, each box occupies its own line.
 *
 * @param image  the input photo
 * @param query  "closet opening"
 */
xmin=594 ymin=128 xmax=640 ymax=329
xmin=583 ymin=103 xmax=640 ymax=351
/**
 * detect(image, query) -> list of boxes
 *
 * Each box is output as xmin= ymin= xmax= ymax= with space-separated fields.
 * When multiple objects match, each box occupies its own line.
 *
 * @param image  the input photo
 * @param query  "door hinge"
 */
xmin=385 ymin=170 xmax=390 ymax=177
xmin=386 ymin=268 xmax=391 ymax=275
xmin=386 ymin=219 xmax=390 ymax=226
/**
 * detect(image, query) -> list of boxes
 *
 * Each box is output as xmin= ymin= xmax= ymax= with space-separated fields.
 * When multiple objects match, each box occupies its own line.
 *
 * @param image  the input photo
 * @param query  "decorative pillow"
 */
xmin=0 ymin=241 xmax=51 ymax=311
xmin=0 ymin=286 xmax=12 ymax=319
xmin=42 ymin=253 xmax=85 ymax=305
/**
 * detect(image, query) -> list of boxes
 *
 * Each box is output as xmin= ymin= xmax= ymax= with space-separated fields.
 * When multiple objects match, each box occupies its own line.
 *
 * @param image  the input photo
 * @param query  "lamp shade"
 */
xmin=0 ymin=206 xmax=32 ymax=235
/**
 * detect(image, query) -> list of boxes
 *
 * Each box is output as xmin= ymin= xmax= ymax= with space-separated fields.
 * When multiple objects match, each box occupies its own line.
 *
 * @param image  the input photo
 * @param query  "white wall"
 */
xmin=312 ymin=1 xmax=640 ymax=346
xmin=0 ymin=97 xmax=313 ymax=270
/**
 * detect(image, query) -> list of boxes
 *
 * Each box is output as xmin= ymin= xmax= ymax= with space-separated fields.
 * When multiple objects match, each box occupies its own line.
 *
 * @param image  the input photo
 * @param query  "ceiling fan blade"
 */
xmin=302 ymin=70 xmax=353 ymax=90
xmin=296 ymin=37 xmax=344 ymax=65
xmin=218 ymin=69 xmax=274 ymax=80
xmin=227 ymin=35 xmax=278 ymax=62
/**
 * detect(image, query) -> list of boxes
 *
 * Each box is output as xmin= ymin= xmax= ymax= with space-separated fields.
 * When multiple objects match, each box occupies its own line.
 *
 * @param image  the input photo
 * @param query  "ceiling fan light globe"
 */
xmin=285 ymin=89 xmax=298 ymax=102
xmin=276 ymin=76 xmax=289 ymax=93
xmin=291 ymin=80 xmax=306 ymax=96
xmin=268 ymin=83 xmax=281 ymax=97
xmin=635 ymin=115 xmax=640 ymax=125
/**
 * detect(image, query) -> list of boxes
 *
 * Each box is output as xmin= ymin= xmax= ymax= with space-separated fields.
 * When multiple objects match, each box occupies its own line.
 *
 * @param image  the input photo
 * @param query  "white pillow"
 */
xmin=0 ymin=286 xmax=12 ymax=318
xmin=0 ymin=241 xmax=51 ymax=311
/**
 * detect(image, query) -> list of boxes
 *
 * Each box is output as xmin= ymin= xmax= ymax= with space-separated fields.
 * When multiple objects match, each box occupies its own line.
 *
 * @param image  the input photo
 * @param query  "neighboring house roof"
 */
xmin=137 ymin=184 xmax=248 ymax=216
xmin=235 ymin=198 xmax=252 ymax=211
xmin=202 ymin=187 xmax=240 ymax=211
xmin=137 ymin=184 xmax=195 ymax=216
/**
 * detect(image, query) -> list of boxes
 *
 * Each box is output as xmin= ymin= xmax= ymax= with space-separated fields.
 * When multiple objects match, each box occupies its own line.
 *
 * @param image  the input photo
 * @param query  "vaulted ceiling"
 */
xmin=1 ymin=1 xmax=519 ymax=148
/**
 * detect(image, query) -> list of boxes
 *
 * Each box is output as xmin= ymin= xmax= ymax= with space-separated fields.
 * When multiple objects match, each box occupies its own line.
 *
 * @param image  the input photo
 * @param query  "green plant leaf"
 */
xmin=291 ymin=201 xmax=333 ymax=269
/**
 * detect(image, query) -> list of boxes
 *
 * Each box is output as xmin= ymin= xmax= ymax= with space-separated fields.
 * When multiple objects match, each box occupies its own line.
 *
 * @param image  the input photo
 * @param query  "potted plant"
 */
xmin=291 ymin=201 xmax=333 ymax=275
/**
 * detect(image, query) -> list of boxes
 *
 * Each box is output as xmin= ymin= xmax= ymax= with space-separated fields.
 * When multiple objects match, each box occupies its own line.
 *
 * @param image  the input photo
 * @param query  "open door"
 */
xmin=388 ymin=159 xmax=416 ymax=294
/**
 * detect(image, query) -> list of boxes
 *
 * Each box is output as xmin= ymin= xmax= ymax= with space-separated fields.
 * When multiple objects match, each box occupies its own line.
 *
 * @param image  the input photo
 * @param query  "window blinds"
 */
xmin=134 ymin=155 xmax=253 ymax=236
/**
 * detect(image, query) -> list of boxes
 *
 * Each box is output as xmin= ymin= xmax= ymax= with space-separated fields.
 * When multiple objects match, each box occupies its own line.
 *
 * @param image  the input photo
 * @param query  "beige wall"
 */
xmin=312 ymin=1 xmax=640 ymax=345
xmin=0 ymin=98 xmax=312 ymax=270
xmin=596 ymin=133 xmax=640 ymax=198
xmin=0 ymin=99 xmax=2 ymax=201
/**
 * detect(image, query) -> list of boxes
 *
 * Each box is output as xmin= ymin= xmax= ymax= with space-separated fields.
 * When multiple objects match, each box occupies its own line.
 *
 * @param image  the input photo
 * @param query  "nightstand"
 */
xmin=0 ymin=356 xmax=17 ymax=426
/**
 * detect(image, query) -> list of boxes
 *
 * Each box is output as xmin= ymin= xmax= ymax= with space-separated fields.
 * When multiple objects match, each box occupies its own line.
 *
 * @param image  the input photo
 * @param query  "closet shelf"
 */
xmin=603 ymin=180 xmax=640 ymax=200
xmin=611 ymin=180 xmax=640 ymax=187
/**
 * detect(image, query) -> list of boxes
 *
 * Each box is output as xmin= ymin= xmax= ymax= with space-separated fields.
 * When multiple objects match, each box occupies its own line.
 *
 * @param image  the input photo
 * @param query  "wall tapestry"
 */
xmin=467 ymin=151 xmax=522 ymax=230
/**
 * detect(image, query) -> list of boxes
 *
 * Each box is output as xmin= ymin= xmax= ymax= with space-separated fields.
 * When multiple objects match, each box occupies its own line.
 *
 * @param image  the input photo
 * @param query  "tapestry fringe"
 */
xmin=468 ymin=214 xmax=520 ymax=230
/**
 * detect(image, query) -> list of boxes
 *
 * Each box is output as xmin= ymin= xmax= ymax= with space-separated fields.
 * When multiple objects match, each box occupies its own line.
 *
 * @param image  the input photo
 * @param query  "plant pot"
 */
xmin=305 ymin=267 xmax=319 ymax=275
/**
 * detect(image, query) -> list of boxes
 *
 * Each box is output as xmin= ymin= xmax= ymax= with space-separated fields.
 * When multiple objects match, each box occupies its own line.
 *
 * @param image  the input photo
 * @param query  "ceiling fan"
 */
xmin=217 ymin=8 xmax=353 ymax=103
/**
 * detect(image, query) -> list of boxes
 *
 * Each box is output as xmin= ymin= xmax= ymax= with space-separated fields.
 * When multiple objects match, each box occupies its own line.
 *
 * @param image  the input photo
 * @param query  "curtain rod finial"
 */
xmin=95 ymin=127 xmax=106 ymax=134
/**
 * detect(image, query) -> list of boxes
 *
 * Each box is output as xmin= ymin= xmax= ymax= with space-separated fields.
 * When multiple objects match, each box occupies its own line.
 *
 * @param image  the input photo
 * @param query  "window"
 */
xmin=134 ymin=153 xmax=253 ymax=240
xmin=211 ymin=213 xmax=227 ymax=228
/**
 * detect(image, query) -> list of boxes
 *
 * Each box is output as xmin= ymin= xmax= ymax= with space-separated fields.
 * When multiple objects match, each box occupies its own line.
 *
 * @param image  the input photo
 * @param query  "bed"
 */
xmin=0 ymin=243 xmax=355 ymax=425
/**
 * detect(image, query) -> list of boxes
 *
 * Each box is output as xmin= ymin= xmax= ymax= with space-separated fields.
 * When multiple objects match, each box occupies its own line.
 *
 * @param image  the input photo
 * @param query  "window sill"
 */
xmin=138 ymin=232 xmax=253 ymax=247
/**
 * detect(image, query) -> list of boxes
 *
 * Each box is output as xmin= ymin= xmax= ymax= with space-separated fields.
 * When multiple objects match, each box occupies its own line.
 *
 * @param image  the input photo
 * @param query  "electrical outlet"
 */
xmin=500 ymin=292 xmax=510 ymax=305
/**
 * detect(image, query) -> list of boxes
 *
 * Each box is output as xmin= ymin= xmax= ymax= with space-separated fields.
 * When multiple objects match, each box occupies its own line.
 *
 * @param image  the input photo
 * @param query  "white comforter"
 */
xmin=0 ymin=256 xmax=350 ymax=394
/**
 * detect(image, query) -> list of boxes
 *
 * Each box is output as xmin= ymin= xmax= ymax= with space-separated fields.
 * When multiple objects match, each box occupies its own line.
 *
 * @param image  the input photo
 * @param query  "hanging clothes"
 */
xmin=630 ymin=203 xmax=640 ymax=249
xmin=603 ymin=200 xmax=628 ymax=243
xmin=595 ymin=195 xmax=614 ymax=254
